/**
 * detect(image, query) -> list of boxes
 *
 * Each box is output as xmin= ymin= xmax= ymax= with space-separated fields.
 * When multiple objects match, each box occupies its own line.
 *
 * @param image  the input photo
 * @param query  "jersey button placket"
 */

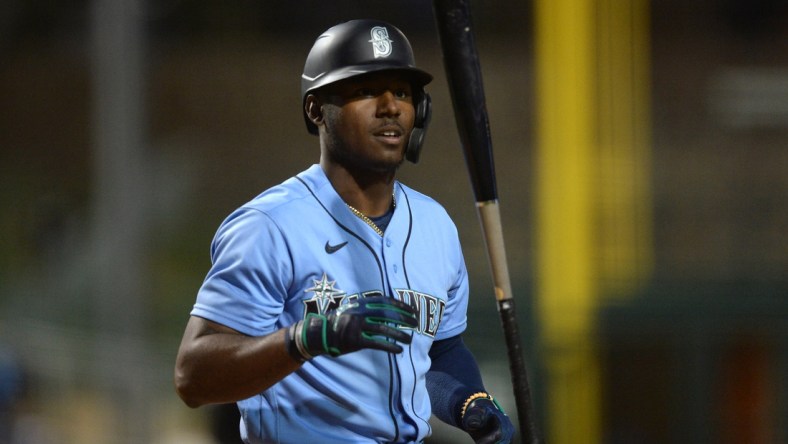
xmin=383 ymin=237 xmax=398 ymax=276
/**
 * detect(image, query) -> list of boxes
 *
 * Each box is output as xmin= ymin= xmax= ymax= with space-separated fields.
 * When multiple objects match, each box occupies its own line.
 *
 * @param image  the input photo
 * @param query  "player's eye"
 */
xmin=394 ymin=89 xmax=410 ymax=99
xmin=356 ymin=88 xmax=376 ymax=97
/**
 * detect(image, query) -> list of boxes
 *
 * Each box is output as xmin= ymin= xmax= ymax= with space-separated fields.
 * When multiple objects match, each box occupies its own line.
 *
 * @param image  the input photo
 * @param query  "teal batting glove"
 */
xmin=287 ymin=296 xmax=418 ymax=361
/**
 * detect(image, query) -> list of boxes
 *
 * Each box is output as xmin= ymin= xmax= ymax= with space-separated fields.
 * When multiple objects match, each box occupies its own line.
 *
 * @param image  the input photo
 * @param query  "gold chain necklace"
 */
xmin=346 ymin=194 xmax=396 ymax=237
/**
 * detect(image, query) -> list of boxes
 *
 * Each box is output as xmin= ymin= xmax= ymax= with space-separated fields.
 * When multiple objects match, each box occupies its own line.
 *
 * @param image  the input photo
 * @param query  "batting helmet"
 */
xmin=301 ymin=19 xmax=433 ymax=163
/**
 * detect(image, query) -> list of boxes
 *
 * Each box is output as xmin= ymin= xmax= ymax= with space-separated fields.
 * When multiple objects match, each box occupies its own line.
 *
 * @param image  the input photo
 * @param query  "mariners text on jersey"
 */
xmin=302 ymin=273 xmax=447 ymax=338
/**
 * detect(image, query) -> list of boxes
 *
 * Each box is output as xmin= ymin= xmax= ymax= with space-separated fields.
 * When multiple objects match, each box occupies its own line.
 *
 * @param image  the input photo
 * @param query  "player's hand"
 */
xmin=461 ymin=396 xmax=515 ymax=444
xmin=289 ymin=296 xmax=418 ymax=360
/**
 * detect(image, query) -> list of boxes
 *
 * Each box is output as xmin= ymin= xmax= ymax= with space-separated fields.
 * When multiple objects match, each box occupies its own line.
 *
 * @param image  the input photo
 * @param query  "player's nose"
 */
xmin=375 ymin=90 xmax=401 ymax=118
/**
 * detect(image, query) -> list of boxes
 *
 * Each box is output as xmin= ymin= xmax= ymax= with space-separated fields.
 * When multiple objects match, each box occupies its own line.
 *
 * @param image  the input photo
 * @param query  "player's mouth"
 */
xmin=373 ymin=125 xmax=404 ymax=145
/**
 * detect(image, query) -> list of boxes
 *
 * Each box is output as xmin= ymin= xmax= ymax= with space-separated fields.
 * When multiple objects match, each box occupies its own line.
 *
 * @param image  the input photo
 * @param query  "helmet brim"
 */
xmin=303 ymin=64 xmax=432 ymax=96
xmin=302 ymin=65 xmax=433 ymax=135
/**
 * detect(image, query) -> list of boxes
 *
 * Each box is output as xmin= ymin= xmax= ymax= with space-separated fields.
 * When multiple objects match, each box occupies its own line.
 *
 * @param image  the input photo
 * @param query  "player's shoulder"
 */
xmin=242 ymin=165 xmax=323 ymax=215
xmin=214 ymin=165 xmax=323 ymax=235
xmin=397 ymin=182 xmax=454 ymax=221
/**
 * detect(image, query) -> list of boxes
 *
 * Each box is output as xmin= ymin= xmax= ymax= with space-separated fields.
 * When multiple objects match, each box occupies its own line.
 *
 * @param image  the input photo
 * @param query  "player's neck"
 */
xmin=322 ymin=163 xmax=395 ymax=217
xmin=344 ymin=190 xmax=395 ymax=217
xmin=339 ymin=183 xmax=395 ymax=217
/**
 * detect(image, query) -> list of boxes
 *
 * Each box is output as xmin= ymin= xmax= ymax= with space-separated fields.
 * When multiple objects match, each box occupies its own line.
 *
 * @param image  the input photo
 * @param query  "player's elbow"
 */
xmin=174 ymin=362 xmax=207 ymax=408
xmin=174 ymin=384 xmax=202 ymax=409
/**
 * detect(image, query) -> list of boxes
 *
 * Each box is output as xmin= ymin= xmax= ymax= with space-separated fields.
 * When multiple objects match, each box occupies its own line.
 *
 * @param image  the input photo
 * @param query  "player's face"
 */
xmin=319 ymin=72 xmax=415 ymax=173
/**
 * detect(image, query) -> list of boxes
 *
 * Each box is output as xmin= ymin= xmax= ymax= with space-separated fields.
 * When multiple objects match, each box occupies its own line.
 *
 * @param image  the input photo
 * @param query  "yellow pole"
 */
xmin=534 ymin=0 xmax=601 ymax=442
xmin=534 ymin=0 xmax=652 ymax=442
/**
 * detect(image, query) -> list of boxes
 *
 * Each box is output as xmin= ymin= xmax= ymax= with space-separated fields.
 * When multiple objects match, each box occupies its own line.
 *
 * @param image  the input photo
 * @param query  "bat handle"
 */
xmin=477 ymin=201 xmax=542 ymax=443
xmin=476 ymin=201 xmax=513 ymax=302
xmin=498 ymin=298 xmax=541 ymax=443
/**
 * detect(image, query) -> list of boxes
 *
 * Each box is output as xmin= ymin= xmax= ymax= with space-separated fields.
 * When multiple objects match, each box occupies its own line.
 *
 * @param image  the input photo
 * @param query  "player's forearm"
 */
xmin=174 ymin=318 xmax=301 ymax=408
xmin=427 ymin=335 xmax=486 ymax=426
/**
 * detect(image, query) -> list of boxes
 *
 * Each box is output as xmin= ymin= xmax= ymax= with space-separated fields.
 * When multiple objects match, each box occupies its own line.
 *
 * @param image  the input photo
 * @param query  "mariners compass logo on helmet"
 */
xmin=369 ymin=26 xmax=393 ymax=58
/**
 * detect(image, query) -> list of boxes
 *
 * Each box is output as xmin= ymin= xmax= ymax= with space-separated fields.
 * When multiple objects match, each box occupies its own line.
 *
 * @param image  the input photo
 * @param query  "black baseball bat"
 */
xmin=431 ymin=0 xmax=541 ymax=442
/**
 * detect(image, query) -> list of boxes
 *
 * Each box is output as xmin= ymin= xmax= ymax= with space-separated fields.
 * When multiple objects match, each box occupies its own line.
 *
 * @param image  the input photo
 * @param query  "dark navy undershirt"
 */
xmin=370 ymin=206 xmax=394 ymax=233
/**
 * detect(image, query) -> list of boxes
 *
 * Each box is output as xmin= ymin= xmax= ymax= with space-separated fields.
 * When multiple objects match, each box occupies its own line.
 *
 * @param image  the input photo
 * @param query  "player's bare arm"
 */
xmin=175 ymin=296 xmax=417 ymax=407
xmin=174 ymin=316 xmax=300 ymax=408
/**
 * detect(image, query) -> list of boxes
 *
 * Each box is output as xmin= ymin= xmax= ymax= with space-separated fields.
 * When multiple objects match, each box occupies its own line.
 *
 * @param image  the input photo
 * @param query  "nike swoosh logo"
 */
xmin=325 ymin=240 xmax=348 ymax=254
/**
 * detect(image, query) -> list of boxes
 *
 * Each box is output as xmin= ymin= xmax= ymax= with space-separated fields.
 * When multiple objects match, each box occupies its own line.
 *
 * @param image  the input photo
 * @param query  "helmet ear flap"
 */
xmin=405 ymin=91 xmax=432 ymax=164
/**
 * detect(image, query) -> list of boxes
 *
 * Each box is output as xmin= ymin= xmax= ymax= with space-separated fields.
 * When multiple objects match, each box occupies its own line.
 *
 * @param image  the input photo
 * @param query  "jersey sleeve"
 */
xmin=433 ymin=223 xmax=470 ymax=341
xmin=191 ymin=207 xmax=292 ymax=336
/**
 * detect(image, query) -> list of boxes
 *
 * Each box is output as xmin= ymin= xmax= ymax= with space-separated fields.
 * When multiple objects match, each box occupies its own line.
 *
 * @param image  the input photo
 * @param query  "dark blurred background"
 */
xmin=0 ymin=0 xmax=786 ymax=443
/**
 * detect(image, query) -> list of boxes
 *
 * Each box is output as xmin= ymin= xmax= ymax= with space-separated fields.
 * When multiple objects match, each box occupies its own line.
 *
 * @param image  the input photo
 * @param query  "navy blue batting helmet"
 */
xmin=301 ymin=19 xmax=433 ymax=163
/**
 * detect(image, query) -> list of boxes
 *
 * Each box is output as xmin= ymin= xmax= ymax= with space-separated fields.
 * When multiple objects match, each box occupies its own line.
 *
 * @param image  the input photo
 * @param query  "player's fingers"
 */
xmin=358 ymin=297 xmax=418 ymax=317
xmin=361 ymin=334 xmax=405 ymax=354
xmin=364 ymin=323 xmax=413 ymax=344
xmin=361 ymin=333 xmax=403 ymax=354
xmin=361 ymin=304 xmax=418 ymax=328
xmin=463 ymin=400 xmax=514 ymax=444
xmin=366 ymin=313 xmax=418 ymax=329
xmin=463 ymin=404 xmax=491 ymax=431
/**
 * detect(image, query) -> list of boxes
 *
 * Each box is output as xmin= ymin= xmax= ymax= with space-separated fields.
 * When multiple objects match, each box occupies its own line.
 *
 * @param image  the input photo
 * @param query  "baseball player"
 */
xmin=174 ymin=19 xmax=514 ymax=444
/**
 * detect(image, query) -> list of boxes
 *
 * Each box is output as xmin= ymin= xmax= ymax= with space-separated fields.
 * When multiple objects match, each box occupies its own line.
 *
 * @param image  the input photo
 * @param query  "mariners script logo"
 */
xmin=302 ymin=273 xmax=446 ymax=338
xmin=369 ymin=26 xmax=392 ymax=58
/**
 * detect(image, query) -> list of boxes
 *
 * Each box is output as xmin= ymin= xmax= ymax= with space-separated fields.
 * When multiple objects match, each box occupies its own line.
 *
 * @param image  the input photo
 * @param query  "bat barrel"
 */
xmin=432 ymin=0 xmax=498 ymax=203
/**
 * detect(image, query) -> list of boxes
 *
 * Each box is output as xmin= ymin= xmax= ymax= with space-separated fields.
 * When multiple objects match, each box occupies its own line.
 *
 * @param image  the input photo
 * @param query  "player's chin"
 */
xmin=367 ymin=144 xmax=406 ymax=170
xmin=366 ymin=155 xmax=405 ymax=173
xmin=380 ymin=149 xmax=407 ymax=169
xmin=336 ymin=151 xmax=403 ymax=174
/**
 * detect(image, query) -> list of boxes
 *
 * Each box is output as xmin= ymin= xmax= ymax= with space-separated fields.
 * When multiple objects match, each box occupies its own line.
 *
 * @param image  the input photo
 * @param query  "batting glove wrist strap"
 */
xmin=286 ymin=314 xmax=330 ymax=361
xmin=301 ymin=313 xmax=332 ymax=358
xmin=285 ymin=322 xmax=309 ymax=362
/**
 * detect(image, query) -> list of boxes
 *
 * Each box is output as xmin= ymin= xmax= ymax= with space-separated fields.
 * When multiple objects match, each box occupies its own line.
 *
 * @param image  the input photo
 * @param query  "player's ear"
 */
xmin=305 ymin=94 xmax=324 ymax=127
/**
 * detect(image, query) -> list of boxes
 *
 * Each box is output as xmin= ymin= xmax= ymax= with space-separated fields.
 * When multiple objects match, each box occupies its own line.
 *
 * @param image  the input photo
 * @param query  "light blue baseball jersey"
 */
xmin=192 ymin=164 xmax=469 ymax=444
